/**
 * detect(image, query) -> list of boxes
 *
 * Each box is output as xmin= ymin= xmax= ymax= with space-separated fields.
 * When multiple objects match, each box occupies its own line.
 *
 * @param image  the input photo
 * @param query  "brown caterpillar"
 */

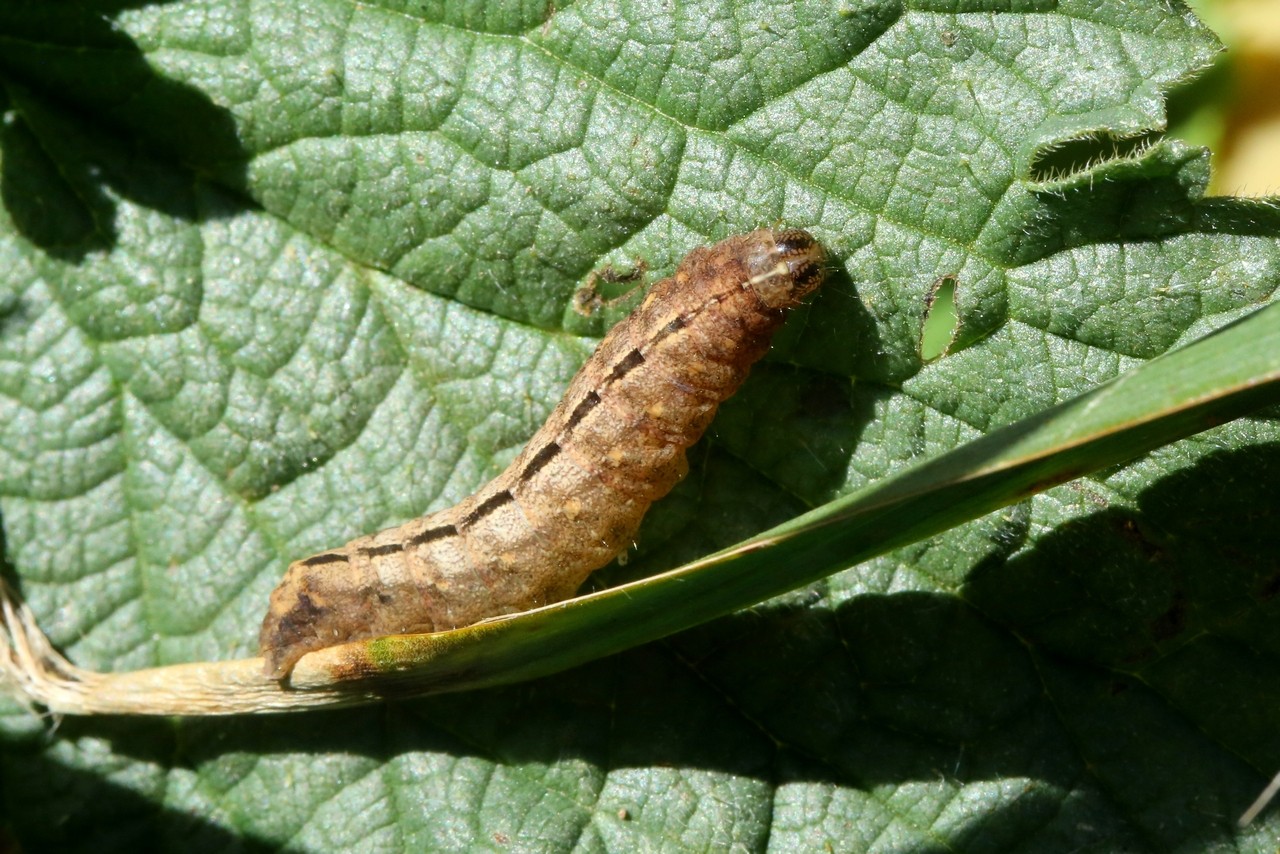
xmin=259 ymin=228 xmax=825 ymax=678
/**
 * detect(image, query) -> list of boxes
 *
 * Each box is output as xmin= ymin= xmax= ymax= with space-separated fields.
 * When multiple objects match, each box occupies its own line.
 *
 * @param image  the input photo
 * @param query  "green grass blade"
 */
xmin=353 ymin=300 xmax=1280 ymax=696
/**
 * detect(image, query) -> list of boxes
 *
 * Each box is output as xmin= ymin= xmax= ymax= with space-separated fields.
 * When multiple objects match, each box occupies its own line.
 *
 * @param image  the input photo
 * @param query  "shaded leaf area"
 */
xmin=4 ymin=443 xmax=1278 ymax=851
xmin=0 ymin=0 xmax=1279 ymax=850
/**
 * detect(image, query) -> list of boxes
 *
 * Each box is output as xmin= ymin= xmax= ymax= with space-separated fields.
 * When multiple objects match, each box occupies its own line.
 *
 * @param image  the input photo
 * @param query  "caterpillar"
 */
xmin=259 ymin=228 xmax=825 ymax=678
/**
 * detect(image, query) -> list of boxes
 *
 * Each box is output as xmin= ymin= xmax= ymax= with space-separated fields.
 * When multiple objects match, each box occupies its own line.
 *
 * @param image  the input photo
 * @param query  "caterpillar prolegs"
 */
xmin=259 ymin=228 xmax=825 ymax=678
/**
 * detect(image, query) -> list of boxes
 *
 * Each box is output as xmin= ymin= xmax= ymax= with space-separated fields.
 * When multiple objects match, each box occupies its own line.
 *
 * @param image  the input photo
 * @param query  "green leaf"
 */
xmin=1 ymin=0 xmax=1278 ymax=851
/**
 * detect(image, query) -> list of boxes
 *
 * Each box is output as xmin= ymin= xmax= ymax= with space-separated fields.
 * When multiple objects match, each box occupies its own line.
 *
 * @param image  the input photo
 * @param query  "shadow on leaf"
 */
xmin=0 ymin=0 xmax=246 ymax=260
xmin=12 ymin=444 xmax=1280 ymax=850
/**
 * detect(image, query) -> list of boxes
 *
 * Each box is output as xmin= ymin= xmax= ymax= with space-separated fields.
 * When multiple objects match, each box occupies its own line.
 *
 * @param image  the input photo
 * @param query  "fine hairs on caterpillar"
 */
xmin=259 ymin=228 xmax=825 ymax=678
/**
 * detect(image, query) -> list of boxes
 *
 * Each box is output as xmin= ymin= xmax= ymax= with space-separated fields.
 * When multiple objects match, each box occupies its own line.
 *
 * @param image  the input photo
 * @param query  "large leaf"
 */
xmin=1 ymin=0 xmax=1279 ymax=850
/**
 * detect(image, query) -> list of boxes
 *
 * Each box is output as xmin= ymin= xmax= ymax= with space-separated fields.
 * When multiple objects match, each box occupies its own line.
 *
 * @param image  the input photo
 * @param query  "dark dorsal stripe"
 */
xmin=564 ymin=390 xmax=601 ymax=432
xmin=299 ymin=552 xmax=349 ymax=568
xmin=520 ymin=442 xmax=561 ymax=481
xmin=461 ymin=490 xmax=514 ymax=527
xmin=608 ymin=348 xmax=645 ymax=381
xmin=408 ymin=524 xmax=458 ymax=547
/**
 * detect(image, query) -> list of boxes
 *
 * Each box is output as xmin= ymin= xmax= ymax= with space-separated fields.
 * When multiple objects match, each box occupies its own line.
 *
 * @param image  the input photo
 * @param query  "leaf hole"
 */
xmin=921 ymin=274 xmax=959 ymax=362
xmin=573 ymin=259 xmax=649 ymax=317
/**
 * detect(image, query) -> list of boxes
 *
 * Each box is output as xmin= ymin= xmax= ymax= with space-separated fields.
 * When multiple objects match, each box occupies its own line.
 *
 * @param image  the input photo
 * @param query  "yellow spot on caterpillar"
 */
xmin=564 ymin=498 xmax=583 ymax=521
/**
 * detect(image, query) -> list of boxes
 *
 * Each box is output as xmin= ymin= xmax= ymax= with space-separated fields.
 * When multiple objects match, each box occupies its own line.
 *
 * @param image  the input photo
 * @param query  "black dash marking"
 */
xmin=363 ymin=542 xmax=404 ymax=558
xmin=462 ymin=490 xmax=514 ymax=527
xmin=564 ymin=391 xmax=601 ymax=432
xmin=649 ymin=315 xmax=687 ymax=346
xmin=521 ymin=442 xmax=561 ymax=481
xmin=609 ymin=348 xmax=645 ymax=382
xmin=409 ymin=525 xmax=457 ymax=547
xmin=300 ymin=552 xmax=349 ymax=568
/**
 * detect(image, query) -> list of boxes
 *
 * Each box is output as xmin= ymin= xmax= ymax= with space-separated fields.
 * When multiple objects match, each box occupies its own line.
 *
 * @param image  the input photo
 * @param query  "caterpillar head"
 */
xmin=743 ymin=228 xmax=825 ymax=309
